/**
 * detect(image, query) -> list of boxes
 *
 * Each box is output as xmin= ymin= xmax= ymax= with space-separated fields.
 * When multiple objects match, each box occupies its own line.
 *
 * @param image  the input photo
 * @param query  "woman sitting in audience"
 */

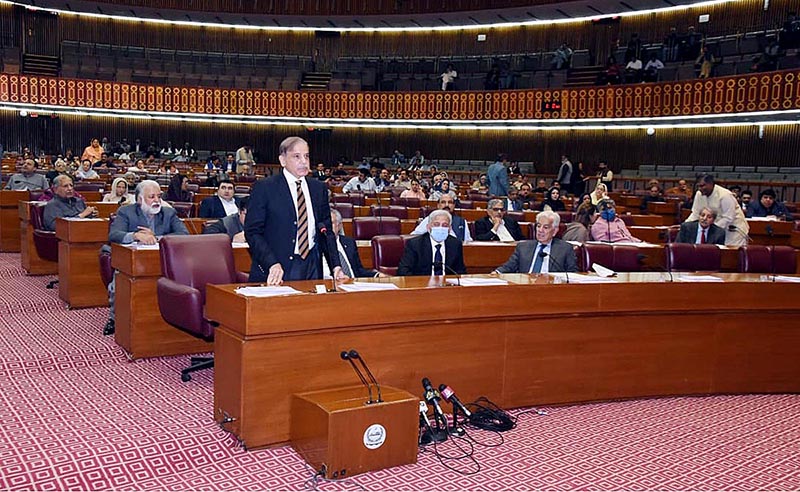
xmin=102 ymin=177 xmax=135 ymax=204
xmin=563 ymin=199 xmax=595 ymax=243
xmin=590 ymin=199 xmax=642 ymax=243
xmin=165 ymin=174 xmax=193 ymax=203
xmin=74 ymin=159 xmax=99 ymax=180
xmin=591 ymin=183 xmax=609 ymax=205
xmin=471 ymin=174 xmax=489 ymax=194
xmin=538 ymin=187 xmax=566 ymax=212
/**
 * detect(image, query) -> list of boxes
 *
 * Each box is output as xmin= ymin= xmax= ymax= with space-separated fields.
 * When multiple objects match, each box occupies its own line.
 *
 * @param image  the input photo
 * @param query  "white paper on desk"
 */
xmin=231 ymin=242 xmax=249 ymax=248
xmin=551 ymin=273 xmax=618 ymax=283
xmin=676 ymin=275 xmax=723 ymax=282
xmin=772 ymin=275 xmax=800 ymax=283
xmin=446 ymin=277 xmax=508 ymax=286
xmin=61 ymin=217 xmax=105 ymax=221
xmin=336 ymin=282 xmax=400 ymax=292
xmin=134 ymin=243 xmax=160 ymax=250
xmin=591 ymin=263 xmax=616 ymax=277
xmin=235 ymin=286 xmax=303 ymax=297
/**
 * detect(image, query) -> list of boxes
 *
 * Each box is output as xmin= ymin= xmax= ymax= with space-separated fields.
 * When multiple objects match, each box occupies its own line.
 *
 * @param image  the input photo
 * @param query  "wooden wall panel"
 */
xmin=3 ymin=71 xmax=799 ymax=121
xmin=3 ymin=112 xmax=800 ymax=172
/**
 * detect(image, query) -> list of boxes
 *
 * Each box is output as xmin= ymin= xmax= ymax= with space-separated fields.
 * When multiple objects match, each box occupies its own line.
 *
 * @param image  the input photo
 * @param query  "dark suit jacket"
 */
xmin=495 ymin=238 xmax=578 ymax=273
xmin=244 ymin=175 xmax=338 ymax=281
xmin=676 ymin=221 xmax=726 ymax=245
xmin=198 ymin=195 xmax=239 ymax=219
xmin=203 ymin=213 xmax=243 ymax=240
xmin=109 ymin=203 xmax=189 ymax=243
xmin=474 ymin=216 xmax=525 ymax=242
xmin=397 ymin=233 xmax=466 ymax=276
xmin=323 ymin=235 xmax=377 ymax=278
xmin=505 ymin=198 xmax=524 ymax=211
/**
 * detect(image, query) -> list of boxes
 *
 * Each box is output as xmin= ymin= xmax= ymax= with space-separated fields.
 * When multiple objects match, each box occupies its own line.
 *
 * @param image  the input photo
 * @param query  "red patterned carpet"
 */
xmin=0 ymin=252 xmax=798 ymax=490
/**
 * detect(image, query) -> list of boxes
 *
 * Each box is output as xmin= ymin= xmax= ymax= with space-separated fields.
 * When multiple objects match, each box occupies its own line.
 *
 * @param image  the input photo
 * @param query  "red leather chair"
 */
xmin=391 ymin=197 xmax=421 ymax=208
xmin=332 ymin=202 xmax=354 ymax=219
xmin=371 ymin=205 xmax=408 ymax=219
xmin=157 ymin=235 xmax=248 ymax=382
xmin=666 ymin=243 xmax=721 ymax=272
xmin=738 ymin=245 xmax=797 ymax=274
xmin=582 ymin=243 xmax=613 ymax=272
xmin=371 ymin=235 xmax=411 ymax=275
xmin=30 ymin=203 xmax=59 ymax=288
xmin=169 ymin=201 xmax=195 ymax=218
xmin=331 ymin=193 xmax=365 ymax=206
xmin=557 ymin=211 xmax=573 ymax=224
xmin=612 ymin=245 xmax=644 ymax=272
xmin=352 ymin=217 xmax=401 ymax=240
xmin=458 ymin=200 xmax=474 ymax=209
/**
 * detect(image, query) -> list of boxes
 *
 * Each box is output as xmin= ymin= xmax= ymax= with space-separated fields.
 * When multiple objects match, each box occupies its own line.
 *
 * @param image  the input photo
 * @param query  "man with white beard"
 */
xmin=104 ymin=180 xmax=189 ymax=335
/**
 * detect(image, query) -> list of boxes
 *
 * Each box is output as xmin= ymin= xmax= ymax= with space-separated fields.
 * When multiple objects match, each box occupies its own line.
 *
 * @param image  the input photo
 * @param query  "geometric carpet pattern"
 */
xmin=0 ymin=252 xmax=798 ymax=490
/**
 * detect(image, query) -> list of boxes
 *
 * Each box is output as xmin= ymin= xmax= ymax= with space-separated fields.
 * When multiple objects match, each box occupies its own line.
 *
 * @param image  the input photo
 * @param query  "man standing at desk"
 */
xmin=686 ymin=174 xmax=749 ymax=246
xmin=398 ymin=210 xmax=466 ymax=276
xmin=5 ymin=158 xmax=49 ymax=191
xmin=104 ymin=179 xmax=189 ymax=335
xmin=245 ymin=136 xmax=345 ymax=285
xmin=494 ymin=211 xmax=578 ymax=274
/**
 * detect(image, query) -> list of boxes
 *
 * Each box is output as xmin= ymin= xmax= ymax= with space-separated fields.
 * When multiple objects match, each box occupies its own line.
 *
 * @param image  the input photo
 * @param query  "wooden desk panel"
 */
xmin=19 ymin=201 xmax=57 ymax=275
xmin=747 ymin=219 xmax=792 ymax=246
xmin=55 ymin=218 xmax=109 ymax=308
xmin=1 ymin=190 xmax=28 ymax=251
xmin=207 ymin=274 xmax=800 ymax=449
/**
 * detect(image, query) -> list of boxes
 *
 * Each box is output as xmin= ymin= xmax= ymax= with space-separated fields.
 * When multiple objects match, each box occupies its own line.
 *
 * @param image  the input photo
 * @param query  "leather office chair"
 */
xmin=458 ymin=200 xmax=474 ymax=209
xmin=371 ymin=205 xmax=408 ymax=219
xmin=157 ymin=234 xmax=248 ymax=382
xmin=30 ymin=203 xmax=59 ymax=288
xmin=352 ymin=217 xmax=401 ymax=240
xmin=391 ymin=197 xmax=421 ymax=208
xmin=169 ymin=201 xmax=195 ymax=218
xmin=612 ymin=245 xmax=643 ymax=272
xmin=666 ymin=243 xmax=721 ymax=272
xmin=738 ymin=245 xmax=797 ymax=274
xmin=332 ymin=202 xmax=354 ymax=219
xmin=371 ymin=235 xmax=411 ymax=275
xmin=331 ymin=193 xmax=365 ymax=206
xmin=582 ymin=243 xmax=613 ymax=273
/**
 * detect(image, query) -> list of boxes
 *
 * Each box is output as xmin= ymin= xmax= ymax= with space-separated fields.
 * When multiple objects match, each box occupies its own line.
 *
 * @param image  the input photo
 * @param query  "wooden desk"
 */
xmin=55 ymin=218 xmax=109 ymax=308
xmin=111 ymin=242 xmax=252 ymax=359
xmin=19 ymin=201 xmax=57 ymax=275
xmin=0 ymin=190 xmax=28 ymax=251
xmin=747 ymin=219 xmax=792 ymax=246
xmin=206 ymin=273 xmax=800 ymax=449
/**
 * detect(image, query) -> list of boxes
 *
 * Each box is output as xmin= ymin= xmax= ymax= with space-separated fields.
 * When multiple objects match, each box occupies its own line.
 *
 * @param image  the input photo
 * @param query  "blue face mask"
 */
xmin=600 ymin=209 xmax=616 ymax=221
xmin=430 ymin=226 xmax=449 ymax=243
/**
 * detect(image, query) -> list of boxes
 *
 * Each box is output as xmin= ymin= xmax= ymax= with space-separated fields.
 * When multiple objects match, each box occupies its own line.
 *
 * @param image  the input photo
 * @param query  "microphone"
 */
xmin=540 ymin=250 xmax=569 ymax=283
xmin=418 ymin=401 xmax=433 ymax=431
xmin=433 ymin=260 xmax=461 ymax=286
xmin=349 ymin=349 xmax=382 ymax=403
xmin=421 ymin=377 xmax=447 ymax=427
xmin=340 ymin=350 xmax=375 ymax=404
xmin=727 ymin=224 xmax=752 ymax=243
xmin=356 ymin=184 xmax=361 ymax=192
xmin=766 ymin=224 xmax=774 ymax=237
xmin=439 ymin=383 xmax=472 ymax=418
xmin=639 ymin=253 xmax=674 ymax=282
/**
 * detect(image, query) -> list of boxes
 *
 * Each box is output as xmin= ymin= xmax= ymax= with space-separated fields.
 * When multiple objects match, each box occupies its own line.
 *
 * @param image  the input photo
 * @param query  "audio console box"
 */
xmin=290 ymin=385 xmax=419 ymax=478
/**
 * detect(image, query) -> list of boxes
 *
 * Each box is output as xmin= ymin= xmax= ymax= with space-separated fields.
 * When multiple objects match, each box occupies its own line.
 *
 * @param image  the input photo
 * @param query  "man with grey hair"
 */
xmin=104 ymin=179 xmax=189 ymax=335
xmin=676 ymin=206 xmax=725 ymax=244
xmin=322 ymin=209 xmax=384 ymax=278
xmin=494 ymin=210 xmax=578 ymax=273
xmin=474 ymin=198 xmax=525 ymax=242
xmin=398 ymin=209 xmax=466 ymax=276
xmin=5 ymin=158 xmax=49 ymax=190
xmin=42 ymin=175 xmax=98 ymax=230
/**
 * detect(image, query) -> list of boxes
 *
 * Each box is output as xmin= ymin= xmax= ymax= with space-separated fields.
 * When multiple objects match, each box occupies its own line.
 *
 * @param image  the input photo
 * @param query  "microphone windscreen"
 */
xmin=340 ymin=351 xmax=349 ymax=360
xmin=348 ymin=349 xmax=359 ymax=359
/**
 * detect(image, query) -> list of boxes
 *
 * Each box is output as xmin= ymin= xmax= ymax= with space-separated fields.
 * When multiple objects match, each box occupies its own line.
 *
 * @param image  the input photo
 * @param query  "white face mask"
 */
xmin=430 ymin=226 xmax=449 ymax=243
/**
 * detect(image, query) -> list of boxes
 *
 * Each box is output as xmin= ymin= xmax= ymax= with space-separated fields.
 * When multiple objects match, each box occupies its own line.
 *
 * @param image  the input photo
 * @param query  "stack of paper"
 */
xmin=336 ymin=282 xmax=400 ymax=292
xmin=235 ymin=286 xmax=303 ymax=297
xmin=445 ymin=278 xmax=509 ymax=286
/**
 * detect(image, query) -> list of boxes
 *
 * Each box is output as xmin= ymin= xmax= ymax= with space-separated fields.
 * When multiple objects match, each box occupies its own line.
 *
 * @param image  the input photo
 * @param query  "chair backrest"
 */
xmin=612 ymin=245 xmax=644 ymax=272
xmin=391 ymin=196 xmax=421 ymax=208
xmin=332 ymin=202 xmax=354 ymax=219
xmin=739 ymin=245 xmax=797 ymax=274
xmin=74 ymin=182 xmax=105 ymax=193
xmin=458 ymin=200 xmax=474 ymax=209
xmin=582 ymin=243 xmax=613 ymax=272
xmin=557 ymin=211 xmax=573 ymax=224
xmin=371 ymin=205 xmax=408 ymax=219
xmin=772 ymin=246 xmax=797 ymax=274
xmin=159 ymin=235 xmax=237 ymax=305
xmin=667 ymin=243 xmax=721 ymax=272
xmin=170 ymin=201 xmax=195 ymax=218
xmin=371 ymin=235 xmax=410 ymax=275
xmin=98 ymin=247 xmax=113 ymax=288
xmin=619 ymin=215 xmax=635 ymax=226
xmin=352 ymin=216 xmax=401 ymax=240
xmin=29 ymin=202 xmax=47 ymax=230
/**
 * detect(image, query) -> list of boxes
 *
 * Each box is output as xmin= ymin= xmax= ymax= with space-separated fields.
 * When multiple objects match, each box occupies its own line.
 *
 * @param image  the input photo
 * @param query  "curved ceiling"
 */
xmin=13 ymin=0 xmax=736 ymax=30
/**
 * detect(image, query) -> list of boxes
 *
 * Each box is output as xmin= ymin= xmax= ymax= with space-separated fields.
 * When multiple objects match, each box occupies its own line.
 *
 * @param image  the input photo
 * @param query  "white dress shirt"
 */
xmin=220 ymin=197 xmax=239 ymax=216
xmin=528 ymin=242 xmax=552 ymax=274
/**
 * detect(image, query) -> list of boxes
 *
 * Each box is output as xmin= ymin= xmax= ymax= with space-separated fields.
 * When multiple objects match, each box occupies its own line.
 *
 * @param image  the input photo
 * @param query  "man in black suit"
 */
xmin=676 ymin=207 xmax=726 ymax=245
xmin=398 ymin=210 xmax=466 ymax=276
xmin=323 ymin=210 xmax=385 ymax=278
xmin=244 ymin=136 xmax=345 ymax=284
xmin=474 ymin=198 xmax=526 ymax=242
xmin=198 ymin=179 xmax=239 ymax=219
xmin=494 ymin=210 xmax=578 ymax=273
xmin=505 ymin=187 xmax=524 ymax=211
xmin=313 ymin=162 xmax=328 ymax=180
xmin=204 ymin=196 xmax=248 ymax=242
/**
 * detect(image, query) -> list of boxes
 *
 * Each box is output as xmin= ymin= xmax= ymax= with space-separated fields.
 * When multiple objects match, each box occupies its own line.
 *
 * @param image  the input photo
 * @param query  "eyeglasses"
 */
xmin=490 ymin=208 xmax=504 ymax=212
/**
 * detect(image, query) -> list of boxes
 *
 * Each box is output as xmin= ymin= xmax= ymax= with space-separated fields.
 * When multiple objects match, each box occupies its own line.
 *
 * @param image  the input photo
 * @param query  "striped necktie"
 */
xmin=296 ymin=180 xmax=309 ymax=259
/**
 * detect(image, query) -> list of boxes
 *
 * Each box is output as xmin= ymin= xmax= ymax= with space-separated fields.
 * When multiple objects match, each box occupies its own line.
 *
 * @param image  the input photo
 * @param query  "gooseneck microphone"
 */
xmin=433 ymin=260 xmax=461 ymax=286
xmin=340 ymin=350 xmax=375 ymax=404
xmin=349 ymin=350 xmax=382 ymax=403
xmin=540 ymin=250 xmax=569 ymax=284
xmin=439 ymin=383 xmax=472 ymax=419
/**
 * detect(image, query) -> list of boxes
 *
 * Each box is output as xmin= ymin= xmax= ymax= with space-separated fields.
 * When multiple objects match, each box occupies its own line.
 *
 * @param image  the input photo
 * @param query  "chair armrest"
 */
xmin=156 ymin=277 xmax=204 ymax=334
xmin=235 ymin=271 xmax=250 ymax=283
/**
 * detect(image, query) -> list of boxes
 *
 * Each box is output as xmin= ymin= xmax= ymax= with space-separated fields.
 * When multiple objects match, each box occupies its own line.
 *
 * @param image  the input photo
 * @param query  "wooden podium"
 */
xmin=290 ymin=385 xmax=418 ymax=478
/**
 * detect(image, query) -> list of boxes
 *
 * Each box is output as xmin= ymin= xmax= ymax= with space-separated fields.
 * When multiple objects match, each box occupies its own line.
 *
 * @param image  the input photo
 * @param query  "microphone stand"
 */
xmin=434 ymin=260 xmax=462 ymax=287
xmin=542 ymin=250 xmax=569 ymax=284
xmin=340 ymin=351 xmax=375 ymax=404
xmin=349 ymin=349 xmax=382 ymax=403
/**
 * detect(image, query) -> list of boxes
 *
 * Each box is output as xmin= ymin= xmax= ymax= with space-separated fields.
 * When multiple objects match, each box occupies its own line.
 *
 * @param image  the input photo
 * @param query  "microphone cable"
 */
xmin=418 ymin=408 xmax=481 ymax=476
xmin=464 ymin=397 xmax=515 ymax=432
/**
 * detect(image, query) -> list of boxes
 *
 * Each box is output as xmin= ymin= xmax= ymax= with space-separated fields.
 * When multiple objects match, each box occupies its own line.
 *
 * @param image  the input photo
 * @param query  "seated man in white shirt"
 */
xmin=342 ymin=168 xmax=377 ymax=194
xmin=322 ymin=210 xmax=385 ymax=278
xmin=198 ymin=179 xmax=239 ymax=219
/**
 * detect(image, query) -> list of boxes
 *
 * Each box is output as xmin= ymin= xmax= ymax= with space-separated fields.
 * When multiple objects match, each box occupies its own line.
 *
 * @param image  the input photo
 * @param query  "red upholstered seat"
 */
xmin=666 ymin=243 xmax=721 ymax=272
xmin=332 ymin=202 xmax=354 ymax=219
xmin=738 ymin=245 xmax=797 ymax=274
xmin=391 ymin=196 xmax=421 ymax=208
xmin=371 ymin=205 xmax=408 ymax=219
xmin=331 ymin=193 xmax=365 ymax=206
xmin=30 ymin=203 xmax=59 ymax=288
xmin=582 ymin=243 xmax=613 ymax=272
xmin=371 ymin=235 xmax=412 ymax=275
xmin=582 ymin=243 xmax=644 ymax=272
xmin=352 ymin=216 xmax=401 ymax=240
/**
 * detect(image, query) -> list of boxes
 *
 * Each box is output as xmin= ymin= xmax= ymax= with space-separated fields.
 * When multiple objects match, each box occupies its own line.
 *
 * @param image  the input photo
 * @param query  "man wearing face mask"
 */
xmin=105 ymin=179 xmax=189 ymax=335
xmin=590 ymin=199 xmax=642 ymax=243
xmin=398 ymin=209 xmax=466 ymax=276
xmin=494 ymin=211 xmax=578 ymax=273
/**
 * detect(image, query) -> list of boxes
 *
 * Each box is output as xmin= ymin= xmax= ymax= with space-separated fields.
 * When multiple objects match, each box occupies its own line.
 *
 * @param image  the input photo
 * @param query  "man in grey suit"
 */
xmin=494 ymin=210 xmax=578 ymax=273
xmin=105 ymin=179 xmax=189 ymax=335
xmin=676 ymin=207 xmax=726 ymax=245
